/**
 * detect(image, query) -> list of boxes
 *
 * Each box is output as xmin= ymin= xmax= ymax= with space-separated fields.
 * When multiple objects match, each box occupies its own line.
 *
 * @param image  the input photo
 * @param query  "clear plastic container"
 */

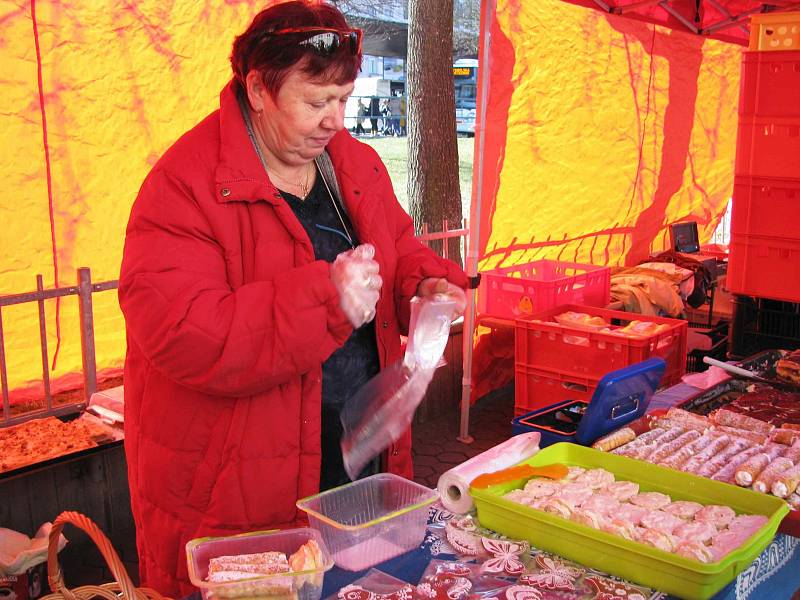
xmin=186 ymin=527 xmax=333 ymax=600
xmin=296 ymin=473 xmax=437 ymax=571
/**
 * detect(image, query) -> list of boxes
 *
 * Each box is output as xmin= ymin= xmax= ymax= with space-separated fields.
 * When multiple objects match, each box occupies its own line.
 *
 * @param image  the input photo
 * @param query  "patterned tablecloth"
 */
xmin=320 ymin=503 xmax=800 ymax=600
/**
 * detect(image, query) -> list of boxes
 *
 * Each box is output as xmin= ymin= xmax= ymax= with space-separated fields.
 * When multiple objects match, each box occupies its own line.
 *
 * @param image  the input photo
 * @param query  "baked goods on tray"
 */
xmin=0 ymin=415 xmax=113 ymax=474
xmin=610 ymin=408 xmax=800 ymax=507
xmin=502 ymin=467 xmax=768 ymax=563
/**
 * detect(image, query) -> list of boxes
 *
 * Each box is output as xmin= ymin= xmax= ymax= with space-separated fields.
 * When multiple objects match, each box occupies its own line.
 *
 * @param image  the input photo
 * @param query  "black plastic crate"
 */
xmin=686 ymin=322 xmax=729 ymax=372
xmin=728 ymin=295 xmax=800 ymax=359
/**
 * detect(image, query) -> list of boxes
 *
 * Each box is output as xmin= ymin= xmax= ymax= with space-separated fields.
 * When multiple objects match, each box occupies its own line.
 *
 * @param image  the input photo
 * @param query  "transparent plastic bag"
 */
xmin=340 ymin=295 xmax=456 ymax=480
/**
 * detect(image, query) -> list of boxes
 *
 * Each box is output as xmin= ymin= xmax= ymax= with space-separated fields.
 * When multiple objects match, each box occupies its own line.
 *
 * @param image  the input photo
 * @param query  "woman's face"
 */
xmin=258 ymin=67 xmax=354 ymax=167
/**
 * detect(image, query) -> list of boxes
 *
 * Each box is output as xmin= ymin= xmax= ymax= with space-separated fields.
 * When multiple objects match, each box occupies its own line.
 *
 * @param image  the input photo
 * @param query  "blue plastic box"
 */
xmin=511 ymin=358 xmax=665 ymax=447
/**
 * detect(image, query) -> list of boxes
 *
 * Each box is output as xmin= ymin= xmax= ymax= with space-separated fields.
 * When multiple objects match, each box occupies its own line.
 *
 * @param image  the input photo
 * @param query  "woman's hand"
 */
xmin=416 ymin=277 xmax=467 ymax=318
xmin=331 ymin=244 xmax=382 ymax=328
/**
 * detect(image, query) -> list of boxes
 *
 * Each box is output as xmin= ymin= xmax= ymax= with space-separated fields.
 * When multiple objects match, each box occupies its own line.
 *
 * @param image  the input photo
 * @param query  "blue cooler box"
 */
xmin=511 ymin=358 xmax=665 ymax=447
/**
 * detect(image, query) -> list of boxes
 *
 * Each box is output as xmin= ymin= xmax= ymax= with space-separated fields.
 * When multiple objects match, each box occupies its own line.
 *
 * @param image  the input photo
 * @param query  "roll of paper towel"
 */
xmin=436 ymin=432 xmax=541 ymax=514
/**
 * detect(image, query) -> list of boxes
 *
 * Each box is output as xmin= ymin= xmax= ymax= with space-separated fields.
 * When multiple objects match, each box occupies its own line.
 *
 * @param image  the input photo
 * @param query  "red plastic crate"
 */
xmin=739 ymin=51 xmax=800 ymax=118
xmin=731 ymin=176 xmax=800 ymax=240
xmin=514 ymin=365 xmax=598 ymax=416
xmin=727 ymin=234 xmax=800 ymax=302
xmin=515 ymin=304 xmax=688 ymax=389
xmin=735 ymin=115 xmax=800 ymax=179
xmin=477 ymin=260 xmax=610 ymax=320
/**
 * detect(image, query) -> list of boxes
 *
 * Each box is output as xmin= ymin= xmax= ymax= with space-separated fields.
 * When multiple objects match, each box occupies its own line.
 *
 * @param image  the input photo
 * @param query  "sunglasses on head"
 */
xmin=265 ymin=27 xmax=362 ymax=56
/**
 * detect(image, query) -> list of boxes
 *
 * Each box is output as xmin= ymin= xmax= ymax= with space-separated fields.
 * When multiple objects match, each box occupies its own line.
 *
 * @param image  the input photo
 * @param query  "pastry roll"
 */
xmin=665 ymin=408 xmax=711 ymax=431
xmin=771 ymin=428 xmax=800 ymax=446
xmin=711 ymin=447 xmax=761 ymax=483
xmin=771 ymin=462 xmax=800 ymax=498
xmin=653 ymin=417 xmax=707 ymax=433
xmin=753 ymin=457 xmax=794 ymax=494
xmin=592 ymin=427 xmax=637 ymax=452
xmin=711 ymin=408 xmax=774 ymax=435
xmin=649 ymin=430 xmax=702 ymax=464
xmin=710 ymin=425 xmax=768 ymax=445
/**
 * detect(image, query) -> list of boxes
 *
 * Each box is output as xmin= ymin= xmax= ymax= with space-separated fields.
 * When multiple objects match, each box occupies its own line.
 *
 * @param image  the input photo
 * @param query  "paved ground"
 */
xmin=411 ymin=386 xmax=515 ymax=488
xmin=58 ymin=388 xmax=516 ymax=588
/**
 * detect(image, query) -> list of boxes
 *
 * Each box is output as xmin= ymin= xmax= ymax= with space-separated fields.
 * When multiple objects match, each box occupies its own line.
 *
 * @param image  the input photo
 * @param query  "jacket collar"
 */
xmin=215 ymin=79 xmax=283 ymax=205
xmin=214 ymin=79 xmax=384 ymax=214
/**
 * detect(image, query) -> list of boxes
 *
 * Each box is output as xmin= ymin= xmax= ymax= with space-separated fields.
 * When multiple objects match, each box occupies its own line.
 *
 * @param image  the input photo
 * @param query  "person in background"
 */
xmin=118 ymin=0 xmax=467 ymax=596
xmin=355 ymin=97 xmax=367 ymax=135
xmin=369 ymin=95 xmax=380 ymax=135
xmin=389 ymin=92 xmax=402 ymax=136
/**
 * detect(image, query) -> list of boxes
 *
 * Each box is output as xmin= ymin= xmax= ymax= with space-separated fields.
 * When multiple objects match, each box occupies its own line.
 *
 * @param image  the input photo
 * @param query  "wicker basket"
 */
xmin=40 ymin=511 xmax=169 ymax=600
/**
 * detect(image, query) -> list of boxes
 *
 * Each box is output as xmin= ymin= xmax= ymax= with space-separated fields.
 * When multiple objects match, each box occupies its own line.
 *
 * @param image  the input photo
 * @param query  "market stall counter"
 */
xmin=310 ymin=502 xmax=799 ymax=599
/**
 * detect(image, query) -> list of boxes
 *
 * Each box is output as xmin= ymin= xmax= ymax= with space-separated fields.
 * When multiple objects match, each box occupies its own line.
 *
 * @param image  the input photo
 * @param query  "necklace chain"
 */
xmin=238 ymin=93 xmax=354 ymax=248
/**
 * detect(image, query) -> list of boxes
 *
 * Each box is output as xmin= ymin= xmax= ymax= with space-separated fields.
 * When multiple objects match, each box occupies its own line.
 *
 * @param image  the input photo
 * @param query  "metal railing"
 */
xmin=0 ymin=268 xmax=116 ymax=427
xmin=417 ymin=218 xmax=469 ymax=263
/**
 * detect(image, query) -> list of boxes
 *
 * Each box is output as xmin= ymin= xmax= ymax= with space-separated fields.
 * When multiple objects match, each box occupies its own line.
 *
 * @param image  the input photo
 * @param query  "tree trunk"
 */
xmin=407 ymin=0 xmax=463 ymax=265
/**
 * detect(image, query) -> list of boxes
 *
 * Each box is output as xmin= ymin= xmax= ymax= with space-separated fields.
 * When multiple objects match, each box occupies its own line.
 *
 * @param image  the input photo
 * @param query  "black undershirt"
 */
xmin=279 ymin=168 xmax=381 ymax=490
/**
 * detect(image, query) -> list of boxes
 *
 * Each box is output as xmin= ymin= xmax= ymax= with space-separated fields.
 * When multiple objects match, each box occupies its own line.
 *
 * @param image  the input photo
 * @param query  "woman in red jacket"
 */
xmin=118 ymin=1 xmax=467 ymax=595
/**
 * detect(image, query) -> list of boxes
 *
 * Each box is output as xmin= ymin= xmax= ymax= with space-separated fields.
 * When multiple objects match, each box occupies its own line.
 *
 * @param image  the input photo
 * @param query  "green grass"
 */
xmin=359 ymin=135 xmax=474 ymax=222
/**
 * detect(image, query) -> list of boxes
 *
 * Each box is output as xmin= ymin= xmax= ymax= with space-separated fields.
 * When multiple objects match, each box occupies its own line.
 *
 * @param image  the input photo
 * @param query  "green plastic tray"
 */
xmin=470 ymin=443 xmax=788 ymax=600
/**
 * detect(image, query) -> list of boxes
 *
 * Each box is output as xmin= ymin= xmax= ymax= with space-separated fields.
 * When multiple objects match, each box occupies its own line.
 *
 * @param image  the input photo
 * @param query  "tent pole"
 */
xmin=458 ymin=0 xmax=496 ymax=444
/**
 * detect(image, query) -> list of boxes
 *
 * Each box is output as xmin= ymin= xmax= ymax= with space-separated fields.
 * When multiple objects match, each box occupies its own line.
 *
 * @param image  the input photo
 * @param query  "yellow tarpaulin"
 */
xmin=1 ymin=2 xmax=260 ymax=401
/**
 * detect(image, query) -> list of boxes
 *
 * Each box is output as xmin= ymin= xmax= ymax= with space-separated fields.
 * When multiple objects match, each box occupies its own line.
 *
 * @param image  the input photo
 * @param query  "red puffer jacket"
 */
xmin=119 ymin=80 xmax=467 ymax=597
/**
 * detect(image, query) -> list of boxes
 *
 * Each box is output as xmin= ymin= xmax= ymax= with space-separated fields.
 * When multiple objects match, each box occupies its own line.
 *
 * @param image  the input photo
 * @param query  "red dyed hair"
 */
xmin=231 ymin=1 xmax=362 ymax=98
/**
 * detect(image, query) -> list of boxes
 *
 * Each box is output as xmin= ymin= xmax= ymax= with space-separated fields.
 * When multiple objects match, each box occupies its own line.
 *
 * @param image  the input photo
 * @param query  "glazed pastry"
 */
xmin=630 ymin=492 xmax=672 ymax=510
xmin=542 ymin=497 xmax=573 ymax=519
xmin=640 ymin=510 xmax=684 ymax=534
xmin=673 ymin=520 xmax=717 ymax=544
xmin=663 ymin=500 xmax=704 ymax=520
xmin=604 ymin=480 xmax=640 ymax=501
xmin=636 ymin=528 xmax=677 ymax=552
xmin=571 ymin=508 xmax=604 ymax=529
xmin=523 ymin=478 xmax=561 ymax=498
xmin=675 ymin=541 xmax=713 ymax=563
xmin=575 ymin=468 xmax=615 ymax=489
xmin=727 ymin=514 xmax=768 ymax=536
xmin=601 ymin=518 xmax=638 ymax=540
xmin=581 ymin=493 xmax=621 ymax=515
xmin=694 ymin=505 xmax=736 ymax=529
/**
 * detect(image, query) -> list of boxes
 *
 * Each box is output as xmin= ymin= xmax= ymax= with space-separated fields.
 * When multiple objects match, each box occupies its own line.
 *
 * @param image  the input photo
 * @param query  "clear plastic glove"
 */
xmin=417 ymin=277 xmax=466 ymax=317
xmin=331 ymin=243 xmax=382 ymax=329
